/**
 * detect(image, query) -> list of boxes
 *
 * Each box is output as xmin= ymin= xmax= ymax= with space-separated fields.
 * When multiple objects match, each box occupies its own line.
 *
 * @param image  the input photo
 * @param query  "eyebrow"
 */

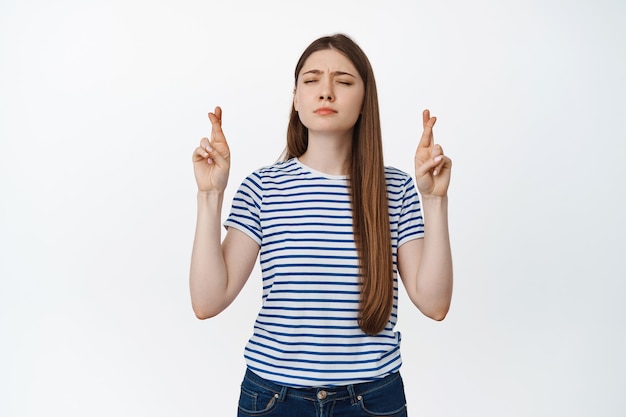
xmin=301 ymin=69 xmax=356 ymax=78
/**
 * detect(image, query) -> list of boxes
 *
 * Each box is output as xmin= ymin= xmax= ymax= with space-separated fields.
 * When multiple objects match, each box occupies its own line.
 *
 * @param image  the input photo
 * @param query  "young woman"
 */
xmin=190 ymin=33 xmax=452 ymax=417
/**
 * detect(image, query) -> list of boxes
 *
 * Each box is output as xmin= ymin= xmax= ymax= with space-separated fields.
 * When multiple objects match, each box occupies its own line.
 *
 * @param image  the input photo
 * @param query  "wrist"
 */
xmin=421 ymin=193 xmax=447 ymax=202
xmin=421 ymin=194 xmax=448 ymax=210
xmin=197 ymin=189 xmax=224 ymax=197
xmin=197 ymin=190 xmax=224 ymax=205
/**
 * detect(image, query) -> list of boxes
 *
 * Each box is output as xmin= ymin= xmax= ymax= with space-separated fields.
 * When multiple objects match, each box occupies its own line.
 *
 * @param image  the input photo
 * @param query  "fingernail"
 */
xmin=206 ymin=145 xmax=212 ymax=152
xmin=433 ymin=169 xmax=438 ymax=176
xmin=207 ymin=158 xmax=213 ymax=164
xmin=434 ymin=156 xmax=442 ymax=163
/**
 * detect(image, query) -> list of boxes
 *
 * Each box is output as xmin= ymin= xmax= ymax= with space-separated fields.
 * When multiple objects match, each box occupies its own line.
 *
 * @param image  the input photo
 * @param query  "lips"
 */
xmin=314 ymin=107 xmax=337 ymax=115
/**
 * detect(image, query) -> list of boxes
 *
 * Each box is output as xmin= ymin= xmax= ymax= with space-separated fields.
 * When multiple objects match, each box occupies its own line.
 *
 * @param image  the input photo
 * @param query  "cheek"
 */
xmin=293 ymin=88 xmax=303 ymax=111
xmin=349 ymin=93 xmax=365 ymax=116
xmin=296 ymin=110 xmax=312 ymax=129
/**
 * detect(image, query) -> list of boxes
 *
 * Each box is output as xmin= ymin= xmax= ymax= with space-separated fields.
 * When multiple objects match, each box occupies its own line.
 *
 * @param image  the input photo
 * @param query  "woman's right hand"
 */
xmin=192 ymin=106 xmax=231 ymax=193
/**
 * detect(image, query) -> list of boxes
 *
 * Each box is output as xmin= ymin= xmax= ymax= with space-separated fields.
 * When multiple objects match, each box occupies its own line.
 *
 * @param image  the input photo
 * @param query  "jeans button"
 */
xmin=317 ymin=390 xmax=327 ymax=400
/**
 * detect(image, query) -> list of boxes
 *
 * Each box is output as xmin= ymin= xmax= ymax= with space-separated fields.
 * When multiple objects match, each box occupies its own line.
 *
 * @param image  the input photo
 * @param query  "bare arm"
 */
xmin=190 ymin=192 xmax=259 ymax=319
xmin=398 ymin=196 xmax=453 ymax=320
xmin=398 ymin=110 xmax=453 ymax=320
xmin=189 ymin=107 xmax=259 ymax=319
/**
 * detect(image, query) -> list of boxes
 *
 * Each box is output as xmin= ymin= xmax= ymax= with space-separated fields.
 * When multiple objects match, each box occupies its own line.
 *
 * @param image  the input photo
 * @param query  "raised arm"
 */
xmin=190 ymin=107 xmax=260 ymax=319
xmin=397 ymin=109 xmax=453 ymax=321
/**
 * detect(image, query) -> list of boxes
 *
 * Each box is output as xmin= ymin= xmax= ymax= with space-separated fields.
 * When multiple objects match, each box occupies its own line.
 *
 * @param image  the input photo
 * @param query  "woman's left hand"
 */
xmin=414 ymin=109 xmax=452 ymax=198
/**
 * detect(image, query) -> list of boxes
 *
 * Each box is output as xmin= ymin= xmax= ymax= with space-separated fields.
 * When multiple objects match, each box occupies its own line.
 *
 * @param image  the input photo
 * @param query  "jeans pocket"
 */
xmin=237 ymin=378 xmax=280 ymax=416
xmin=357 ymin=374 xmax=407 ymax=417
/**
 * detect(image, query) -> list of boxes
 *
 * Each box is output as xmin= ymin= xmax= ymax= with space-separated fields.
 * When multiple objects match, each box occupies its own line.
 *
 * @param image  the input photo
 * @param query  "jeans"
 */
xmin=237 ymin=368 xmax=408 ymax=417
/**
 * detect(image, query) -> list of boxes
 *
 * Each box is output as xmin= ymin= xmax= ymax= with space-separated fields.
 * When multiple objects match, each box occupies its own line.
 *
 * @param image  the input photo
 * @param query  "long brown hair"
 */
xmin=283 ymin=34 xmax=393 ymax=335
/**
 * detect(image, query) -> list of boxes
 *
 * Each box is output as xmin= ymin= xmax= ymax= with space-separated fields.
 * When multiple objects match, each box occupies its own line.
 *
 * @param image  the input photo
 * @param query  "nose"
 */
xmin=318 ymin=79 xmax=334 ymax=102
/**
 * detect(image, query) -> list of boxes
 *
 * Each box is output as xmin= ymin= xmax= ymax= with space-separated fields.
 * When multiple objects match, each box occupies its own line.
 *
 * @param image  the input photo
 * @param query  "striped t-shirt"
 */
xmin=224 ymin=158 xmax=424 ymax=387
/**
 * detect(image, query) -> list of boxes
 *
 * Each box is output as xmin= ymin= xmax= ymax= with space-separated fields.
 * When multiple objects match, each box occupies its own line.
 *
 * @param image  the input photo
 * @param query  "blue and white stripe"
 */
xmin=224 ymin=158 xmax=424 ymax=387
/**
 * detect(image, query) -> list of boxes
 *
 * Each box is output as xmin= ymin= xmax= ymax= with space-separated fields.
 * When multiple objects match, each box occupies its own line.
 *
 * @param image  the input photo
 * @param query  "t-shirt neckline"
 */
xmin=294 ymin=158 xmax=348 ymax=180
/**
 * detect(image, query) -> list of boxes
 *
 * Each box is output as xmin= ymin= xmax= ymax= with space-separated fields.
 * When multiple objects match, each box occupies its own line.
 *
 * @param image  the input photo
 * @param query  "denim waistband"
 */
xmin=242 ymin=368 xmax=402 ymax=403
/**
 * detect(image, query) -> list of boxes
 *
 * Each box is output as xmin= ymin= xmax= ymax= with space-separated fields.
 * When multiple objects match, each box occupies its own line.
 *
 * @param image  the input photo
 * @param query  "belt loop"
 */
xmin=347 ymin=384 xmax=358 ymax=405
xmin=278 ymin=385 xmax=288 ymax=402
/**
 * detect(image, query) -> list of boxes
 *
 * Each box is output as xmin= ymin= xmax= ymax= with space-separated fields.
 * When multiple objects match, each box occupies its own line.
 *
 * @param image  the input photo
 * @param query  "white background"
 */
xmin=1 ymin=0 xmax=625 ymax=416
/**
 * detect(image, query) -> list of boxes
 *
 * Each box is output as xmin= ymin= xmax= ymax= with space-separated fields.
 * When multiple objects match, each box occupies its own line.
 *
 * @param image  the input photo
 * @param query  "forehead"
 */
xmin=300 ymin=49 xmax=359 ymax=75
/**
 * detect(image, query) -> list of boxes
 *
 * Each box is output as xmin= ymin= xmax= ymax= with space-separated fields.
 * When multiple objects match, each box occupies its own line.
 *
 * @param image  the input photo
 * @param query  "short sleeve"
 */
xmin=397 ymin=176 xmax=425 ymax=247
xmin=224 ymin=171 xmax=263 ymax=245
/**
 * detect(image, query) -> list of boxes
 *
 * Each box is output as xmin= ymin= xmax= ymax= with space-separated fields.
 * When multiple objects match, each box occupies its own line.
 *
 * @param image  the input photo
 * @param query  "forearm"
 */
xmin=416 ymin=196 xmax=453 ymax=320
xmin=189 ymin=191 xmax=229 ymax=318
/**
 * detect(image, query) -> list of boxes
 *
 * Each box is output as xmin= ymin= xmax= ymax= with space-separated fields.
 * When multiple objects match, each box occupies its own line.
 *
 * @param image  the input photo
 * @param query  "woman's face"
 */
xmin=293 ymin=49 xmax=365 ymax=137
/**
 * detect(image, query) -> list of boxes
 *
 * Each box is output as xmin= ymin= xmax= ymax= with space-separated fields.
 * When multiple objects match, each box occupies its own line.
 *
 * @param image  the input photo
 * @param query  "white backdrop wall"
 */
xmin=1 ymin=0 xmax=625 ymax=416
